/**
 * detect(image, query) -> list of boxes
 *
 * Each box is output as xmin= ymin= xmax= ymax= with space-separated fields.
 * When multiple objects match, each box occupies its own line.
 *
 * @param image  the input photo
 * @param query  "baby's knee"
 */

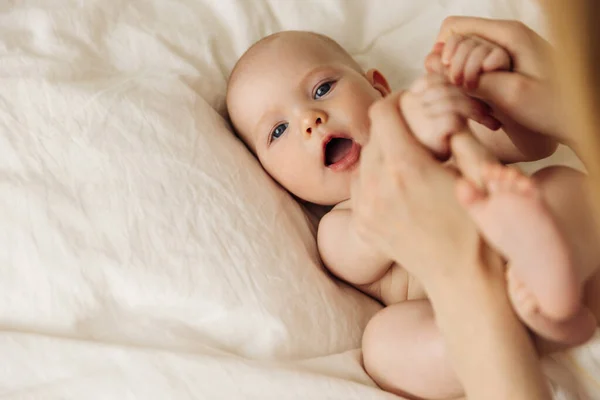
xmin=362 ymin=307 xmax=395 ymax=371
xmin=532 ymin=165 xmax=585 ymax=187
xmin=362 ymin=302 xmax=463 ymax=399
xmin=363 ymin=303 xmax=431 ymax=366
xmin=532 ymin=165 xmax=590 ymax=210
xmin=363 ymin=302 xmax=435 ymax=363
xmin=362 ymin=306 xmax=415 ymax=396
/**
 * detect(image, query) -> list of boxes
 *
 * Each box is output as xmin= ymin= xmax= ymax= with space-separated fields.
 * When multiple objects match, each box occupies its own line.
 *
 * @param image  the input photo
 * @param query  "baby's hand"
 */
xmin=401 ymin=73 xmax=501 ymax=159
xmin=436 ymin=35 xmax=512 ymax=90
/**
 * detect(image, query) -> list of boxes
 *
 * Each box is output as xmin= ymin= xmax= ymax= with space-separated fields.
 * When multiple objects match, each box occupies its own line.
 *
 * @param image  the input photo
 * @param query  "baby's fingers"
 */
xmin=425 ymin=94 xmax=501 ymax=130
xmin=442 ymin=35 xmax=463 ymax=67
xmin=409 ymin=73 xmax=447 ymax=93
xmin=430 ymin=114 xmax=466 ymax=156
xmin=463 ymin=45 xmax=492 ymax=90
xmin=482 ymin=47 xmax=512 ymax=72
xmin=449 ymin=39 xmax=478 ymax=85
xmin=425 ymin=51 xmax=445 ymax=75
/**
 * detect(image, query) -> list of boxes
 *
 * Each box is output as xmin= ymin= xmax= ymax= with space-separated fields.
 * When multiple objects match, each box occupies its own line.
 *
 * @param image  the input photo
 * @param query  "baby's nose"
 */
xmin=302 ymin=110 xmax=328 ymax=137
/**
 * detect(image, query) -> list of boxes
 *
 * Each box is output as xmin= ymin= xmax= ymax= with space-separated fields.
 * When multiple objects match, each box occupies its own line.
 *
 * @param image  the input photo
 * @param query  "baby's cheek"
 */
xmin=336 ymin=80 xmax=382 ymax=140
xmin=355 ymin=97 xmax=378 ymax=138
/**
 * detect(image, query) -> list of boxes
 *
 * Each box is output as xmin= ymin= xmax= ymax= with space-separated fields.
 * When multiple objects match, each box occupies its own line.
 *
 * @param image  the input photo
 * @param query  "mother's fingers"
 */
xmin=352 ymin=122 xmax=381 ymax=197
xmin=368 ymin=91 xmax=435 ymax=168
xmin=425 ymin=52 xmax=446 ymax=75
xmin=450 ymin=131 xmax=498 ymax=187
xmin=355 ymin=125 xmax=382 ymax=182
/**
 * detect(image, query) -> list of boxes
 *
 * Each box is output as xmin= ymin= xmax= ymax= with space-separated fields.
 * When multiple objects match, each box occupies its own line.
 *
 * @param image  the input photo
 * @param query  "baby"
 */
xmin=226 ymin=31 xmax=600 ymax=399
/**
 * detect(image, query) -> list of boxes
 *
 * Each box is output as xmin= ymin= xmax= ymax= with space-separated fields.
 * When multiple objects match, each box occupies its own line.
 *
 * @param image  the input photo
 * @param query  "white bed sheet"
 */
xmin=0 ymin=0 xmax=597 ymax=398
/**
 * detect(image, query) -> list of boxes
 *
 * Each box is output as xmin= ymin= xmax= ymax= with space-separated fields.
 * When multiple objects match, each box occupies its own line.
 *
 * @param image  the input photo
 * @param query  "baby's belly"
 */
xmin=358 ymin=264 xmax=427 ymax=306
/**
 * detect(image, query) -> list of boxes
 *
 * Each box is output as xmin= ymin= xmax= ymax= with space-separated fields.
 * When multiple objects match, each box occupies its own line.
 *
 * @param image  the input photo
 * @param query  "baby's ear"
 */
xmin=366 ymin=69 xmax=391 ymax=96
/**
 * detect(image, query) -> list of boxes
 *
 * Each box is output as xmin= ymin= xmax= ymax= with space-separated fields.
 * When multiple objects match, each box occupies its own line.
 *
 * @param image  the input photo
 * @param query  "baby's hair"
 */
xmin=227 ymin=31 xmax=362 ymax=103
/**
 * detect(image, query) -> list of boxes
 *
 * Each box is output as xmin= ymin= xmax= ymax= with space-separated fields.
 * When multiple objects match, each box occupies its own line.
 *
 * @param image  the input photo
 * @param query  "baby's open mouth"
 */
xmin=324 ymin=136 xmax=361 ymax=171
xmin=325 ymin=137 xmax=353 ymax=166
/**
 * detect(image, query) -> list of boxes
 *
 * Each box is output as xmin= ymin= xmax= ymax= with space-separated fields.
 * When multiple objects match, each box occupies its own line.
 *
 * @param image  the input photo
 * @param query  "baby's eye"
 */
xmin=314 ymin=81 xmax=335 ymax=100
xmin=270 ymin=122 xmax=289 ymax=141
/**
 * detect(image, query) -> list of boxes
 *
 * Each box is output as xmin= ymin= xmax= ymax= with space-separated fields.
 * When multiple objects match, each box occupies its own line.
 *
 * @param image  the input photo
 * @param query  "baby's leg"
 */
xmin=507 ymin=268 xmax=596 ymax=346
xmin=363 ymin=300 xmax=463 ymax=400
xmin=531 ymin=166 xmax=600 ymax=286
xmin=457 ymin=165 xmax=599 ymax=343
xmin=527 ymin=166 xmax=600 ymax=343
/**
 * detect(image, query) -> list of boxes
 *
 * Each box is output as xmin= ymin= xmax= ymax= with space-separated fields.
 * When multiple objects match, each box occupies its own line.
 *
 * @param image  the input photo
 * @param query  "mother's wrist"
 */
xmin=421 ymin=241 xmax=505 ymax=299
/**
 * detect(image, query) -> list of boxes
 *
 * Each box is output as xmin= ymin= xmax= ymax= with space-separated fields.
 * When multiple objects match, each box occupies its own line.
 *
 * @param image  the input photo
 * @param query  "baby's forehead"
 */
xmin=258 ymin=32 xmax=348 ymax=59
xmin=231 ymin=32 xmax=359 ymax=85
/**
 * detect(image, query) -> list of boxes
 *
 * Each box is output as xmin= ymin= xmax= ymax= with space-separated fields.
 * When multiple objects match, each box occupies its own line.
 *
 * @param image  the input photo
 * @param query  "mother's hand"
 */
xmin=428 ymin=17 xmax=565 ymax=142
xmin=353 ymin=91 xmax=552 ymax=400
xmin=351 ymin=91 xmax=490 ymax=287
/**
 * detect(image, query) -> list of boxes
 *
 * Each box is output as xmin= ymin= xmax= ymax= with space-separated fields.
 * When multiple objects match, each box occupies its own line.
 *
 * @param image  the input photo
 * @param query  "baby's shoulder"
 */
xmin=318 ymin=200 xmax=352 ymax=235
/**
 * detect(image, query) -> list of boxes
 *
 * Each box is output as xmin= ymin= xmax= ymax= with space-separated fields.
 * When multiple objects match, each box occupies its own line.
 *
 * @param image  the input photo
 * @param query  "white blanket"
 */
xmin=0 ymin=0 xmax=597 ymax=398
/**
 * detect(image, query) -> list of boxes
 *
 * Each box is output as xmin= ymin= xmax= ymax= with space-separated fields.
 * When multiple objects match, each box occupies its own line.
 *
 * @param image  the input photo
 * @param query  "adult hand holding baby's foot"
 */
xmin=401 ymin=73 xmax=501 ymax=159
xmin=351 ymin=90 xmax=494 ymax=287
xmin=353 ymin=89 xmax=548 ymax=400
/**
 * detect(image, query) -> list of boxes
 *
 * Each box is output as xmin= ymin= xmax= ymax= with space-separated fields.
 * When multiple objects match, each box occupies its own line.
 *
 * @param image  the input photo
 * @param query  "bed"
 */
xmin=0 ymin=0 xmax=597 ymax=398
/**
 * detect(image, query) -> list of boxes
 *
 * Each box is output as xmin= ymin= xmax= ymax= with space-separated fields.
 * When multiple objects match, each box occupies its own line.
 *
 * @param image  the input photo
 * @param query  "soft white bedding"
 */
xmin=0 ymin=0 xmax=597 ymax=398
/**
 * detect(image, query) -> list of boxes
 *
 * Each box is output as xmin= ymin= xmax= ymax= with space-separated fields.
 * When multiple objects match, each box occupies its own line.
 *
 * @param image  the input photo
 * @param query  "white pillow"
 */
xmin=0 ymin=0 xmax=545 ymax=363
xmin=0 ymin=2 xmax=383 ymax=360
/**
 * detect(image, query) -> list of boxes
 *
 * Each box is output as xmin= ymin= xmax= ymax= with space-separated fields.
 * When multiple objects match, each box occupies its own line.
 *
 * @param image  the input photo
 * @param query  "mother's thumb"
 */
xmin=471 ymin=72 xmax=532 ymax=116
xmin=451 ymin=131 xmax=498 ymax=187
xmin=473 ymin=72 xmax=559 ymax=137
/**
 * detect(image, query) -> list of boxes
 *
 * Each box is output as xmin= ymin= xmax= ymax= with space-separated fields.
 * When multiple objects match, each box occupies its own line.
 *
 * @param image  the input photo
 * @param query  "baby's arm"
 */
xmin=430 ymin=35 xmax=558 ymax=163
xmin=318 ymin=207 xmax=393 ymax=286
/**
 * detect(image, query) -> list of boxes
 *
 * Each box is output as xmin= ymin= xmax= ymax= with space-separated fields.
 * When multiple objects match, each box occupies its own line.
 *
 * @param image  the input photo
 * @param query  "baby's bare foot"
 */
xmin=457 ymin=164 xmax=581 ymax=323
xmin=506 ymin=269 xmax=595 ymax=344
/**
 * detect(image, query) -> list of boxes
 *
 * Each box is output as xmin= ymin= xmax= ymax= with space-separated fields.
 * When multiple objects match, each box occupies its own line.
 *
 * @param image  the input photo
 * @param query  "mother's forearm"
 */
xmin=426 ymin=252 xmax=550 ymax=400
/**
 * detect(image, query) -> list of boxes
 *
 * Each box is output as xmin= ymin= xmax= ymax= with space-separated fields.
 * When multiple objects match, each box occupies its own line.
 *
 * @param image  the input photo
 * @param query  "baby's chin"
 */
xmin=297 ymin=188 xmax=350 ymax=207
xmin=287 ymin=170 xmax=354 ymax=206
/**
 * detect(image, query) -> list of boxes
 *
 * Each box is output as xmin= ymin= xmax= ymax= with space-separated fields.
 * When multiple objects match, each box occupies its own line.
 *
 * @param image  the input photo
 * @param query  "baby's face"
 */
xmin=227 ymin=33 xmax=389 ymax=205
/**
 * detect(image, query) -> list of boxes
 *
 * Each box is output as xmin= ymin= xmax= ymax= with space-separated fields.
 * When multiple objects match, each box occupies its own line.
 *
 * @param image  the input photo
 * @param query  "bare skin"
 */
xmin=359 ymin=37 xmax=600 ymax=400
xmin=226 ymin=31 xmax=598 ymax=400
xmin=363 ymin=161 xmax=600 ymax=400
xmin=459 ymin=164 xmax=598 ymax=345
